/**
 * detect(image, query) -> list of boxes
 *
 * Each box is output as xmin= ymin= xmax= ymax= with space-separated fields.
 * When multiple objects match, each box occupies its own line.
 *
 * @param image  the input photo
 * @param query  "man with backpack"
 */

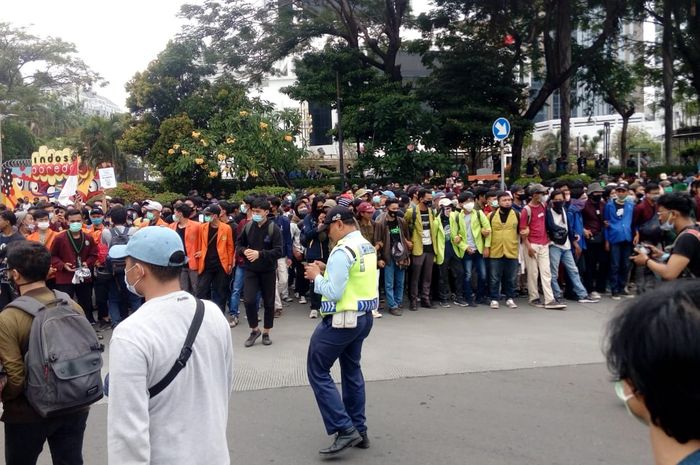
xmin=107 ymin=227 xmax=234 ymax=465
xmin=101 ymin=207 xmax=141 ymax=328
xmin=0 ymin=241 xmax=102 ymax=465
xmin=236 ymin=197 xmax=284 ymax=347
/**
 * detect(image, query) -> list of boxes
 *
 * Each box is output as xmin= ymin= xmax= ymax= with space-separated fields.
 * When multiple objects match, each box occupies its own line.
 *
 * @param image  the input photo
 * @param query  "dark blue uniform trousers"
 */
xmin=307 ymin=313 xmax=373 ymax=435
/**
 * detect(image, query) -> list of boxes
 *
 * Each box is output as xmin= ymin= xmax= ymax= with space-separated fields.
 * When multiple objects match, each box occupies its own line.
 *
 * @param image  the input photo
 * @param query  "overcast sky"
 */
xmin=4 ymin=0 xmax=433 ymax=111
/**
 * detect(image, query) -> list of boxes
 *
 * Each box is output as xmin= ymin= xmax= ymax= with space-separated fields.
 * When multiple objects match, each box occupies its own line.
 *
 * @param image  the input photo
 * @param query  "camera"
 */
xmin=634 ymin=244 xmax=651 ymax=256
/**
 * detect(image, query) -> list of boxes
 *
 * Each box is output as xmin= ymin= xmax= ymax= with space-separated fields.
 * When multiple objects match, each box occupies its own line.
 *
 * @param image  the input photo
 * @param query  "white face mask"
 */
xmin=124 ymin=264 xmax=144 ymax=298
xmin=37 ymin=221 xmax=50 ymax=231
xmin=463 ymin=202 xmax=475 ymax=212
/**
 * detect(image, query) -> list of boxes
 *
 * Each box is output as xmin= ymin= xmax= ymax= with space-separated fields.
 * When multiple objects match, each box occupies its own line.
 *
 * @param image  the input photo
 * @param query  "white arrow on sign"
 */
xmin=495 ymin=121 xmax=508 ymax=137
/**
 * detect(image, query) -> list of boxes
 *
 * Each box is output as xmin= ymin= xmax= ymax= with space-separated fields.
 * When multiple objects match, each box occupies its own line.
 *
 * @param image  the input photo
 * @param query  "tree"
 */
xmin=424 ymin=0 xmax=627 ymax=181
xmin=1 ymin=119 xmax=36 ymax=160
xmin=79 ymin=114 xmax=130 ymax=176
xmin=180 ymin=0 xmax=413 ymax=83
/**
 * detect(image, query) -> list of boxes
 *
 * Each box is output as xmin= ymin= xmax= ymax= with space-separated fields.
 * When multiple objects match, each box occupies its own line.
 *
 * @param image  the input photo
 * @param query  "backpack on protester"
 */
xmin=10 ymin=291 xmax=104 ymax=417
xmin=107 ymin=227 xmax=130 ymax=274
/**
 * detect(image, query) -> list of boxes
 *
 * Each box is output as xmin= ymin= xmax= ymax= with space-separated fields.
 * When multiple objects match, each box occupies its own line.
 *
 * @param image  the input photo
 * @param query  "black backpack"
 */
xmin=107 ymin=227 xmax=130 ymax=274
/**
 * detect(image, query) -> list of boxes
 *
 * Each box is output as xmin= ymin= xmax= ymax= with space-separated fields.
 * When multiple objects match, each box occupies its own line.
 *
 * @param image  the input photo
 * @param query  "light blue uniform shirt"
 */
xmin=313 ymin=231 xmax=361 ymax=302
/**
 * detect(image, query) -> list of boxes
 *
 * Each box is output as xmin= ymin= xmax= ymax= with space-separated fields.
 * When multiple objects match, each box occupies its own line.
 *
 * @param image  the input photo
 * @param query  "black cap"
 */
xmin=323 ymin=206 xmax=354 ymax=225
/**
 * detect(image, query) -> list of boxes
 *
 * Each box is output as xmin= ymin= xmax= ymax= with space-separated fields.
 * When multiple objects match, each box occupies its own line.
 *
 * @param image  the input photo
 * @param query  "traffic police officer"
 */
xmin=304 ymin=206 xmax=378 ymax=456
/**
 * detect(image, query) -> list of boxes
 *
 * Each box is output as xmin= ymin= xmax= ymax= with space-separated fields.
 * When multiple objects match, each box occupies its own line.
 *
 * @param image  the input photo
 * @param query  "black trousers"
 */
xmin=244 ymin=270 xmax=276 ymax=330
xmin=93 ymin=278 xmax=109 ymax=320
xmin=196 ymin=263 xmax=229 ymax=310
xmin=292 ymin=257 xmax=309 ymax=296
xmin=55 ymin=283 xmax=94 ymax=323
xmin=583 ymin=242 xmax=609 ymax=294
xmin=4 ymin=410 xmax=89 ymax=465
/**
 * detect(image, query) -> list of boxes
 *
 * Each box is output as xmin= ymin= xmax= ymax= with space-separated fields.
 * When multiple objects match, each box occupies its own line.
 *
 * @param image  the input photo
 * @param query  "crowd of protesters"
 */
xmin=0 ymin=168 xmax=698 ymax=346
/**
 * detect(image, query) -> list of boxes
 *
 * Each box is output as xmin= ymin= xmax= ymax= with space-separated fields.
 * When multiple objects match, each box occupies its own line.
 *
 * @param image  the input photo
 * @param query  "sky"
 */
xmin=3 ymin=0 xmax=433 ymax=111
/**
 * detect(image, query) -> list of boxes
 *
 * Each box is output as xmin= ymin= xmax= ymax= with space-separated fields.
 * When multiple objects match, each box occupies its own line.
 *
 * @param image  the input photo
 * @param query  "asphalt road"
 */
xmin=4 ymin=295 xmax=650 ymax=464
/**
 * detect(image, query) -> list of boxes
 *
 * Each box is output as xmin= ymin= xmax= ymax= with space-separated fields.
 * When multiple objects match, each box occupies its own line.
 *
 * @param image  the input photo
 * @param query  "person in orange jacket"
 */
xmin=170 ymin=203 xmax=202 ymax=294
xmin=26 ymin=209 xmax=58 ymax=287
xmin=195 ymin=204 xmax=233 ymax=310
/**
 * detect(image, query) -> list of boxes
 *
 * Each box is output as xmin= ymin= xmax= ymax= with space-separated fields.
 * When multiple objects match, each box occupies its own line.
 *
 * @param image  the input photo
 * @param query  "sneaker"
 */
xmin=372 ymin=309 xmax=383 ymax=318
xmin=544 ymin=301 xmax=567 ymax=310
xmin=228 ymin=315 xmax=239 ymax=328
xmin=453 ymin=298 xmax=469 ymax=307
xmin=621 ymin=291 xmax=635 ymax=299
xmin=490 ymin=300 xmax=500 ymax=309
xmin=467 ymin=300 xmax=478 ymax=308
xmin=505 ymin=298 xmax=518 ymax=309
xmin=309 ymin=309 xmax=318 ymax=319
xmin=530 ymin=299 xmax=545 ymax=308
xmin=590 ymin=291 xmax=602 ymax=300
xmin=244 ymin=330 xmax=261 ymax=347
xmin=439 ymin=300 xmax=451 ymax=308
xmin=421 ymin=300 xmax=436 ymax=309
xmin=262 ymin=333 xmax=272 ymax=346
xmin=388 ymin=307 xmax=403 ymax=316
xmin=274 ymin=308 xmax=283 ymax=318
xmin=299 ymin=296 xmax=307 ymax=304
xmin=283 ymin=296 xmax=294 ymax=303
xmin=611 ymin=294 xmax=622 ymax=301
xmin=578 ymin=295 xmax=600 ymax=303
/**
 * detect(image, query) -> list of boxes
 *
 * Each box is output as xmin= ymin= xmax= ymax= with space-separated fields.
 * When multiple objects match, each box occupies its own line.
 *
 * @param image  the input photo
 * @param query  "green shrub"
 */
xmin=555 ymin=173 xmax=593 ymax=184
xmin=152 ymin=191 xmax=183 ymax=206
xmin=228 ymin=186 xmax=292 ymax=202
xmin=512 ymin=176 xmax=542 ymax=187
xmin=107 ymin=183 xmax=153 ymax=204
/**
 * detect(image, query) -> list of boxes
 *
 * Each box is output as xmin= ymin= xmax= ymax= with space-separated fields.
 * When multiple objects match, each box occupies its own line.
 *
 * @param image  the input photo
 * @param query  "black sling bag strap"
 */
xmin=149 ymin=298 xmax=205 ymax=398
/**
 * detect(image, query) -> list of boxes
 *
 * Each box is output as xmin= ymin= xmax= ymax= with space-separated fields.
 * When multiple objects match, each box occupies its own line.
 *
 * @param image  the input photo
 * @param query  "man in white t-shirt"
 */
xmin=107 ymin=227 xmax=234 ymax=465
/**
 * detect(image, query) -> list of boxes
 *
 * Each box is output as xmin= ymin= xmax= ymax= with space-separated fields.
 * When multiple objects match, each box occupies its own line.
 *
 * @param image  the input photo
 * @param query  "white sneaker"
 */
xmin=490 ymin=300 xmax=500 ymax=309
xmin=299 ymin=296 xmax=307 ymax=304
xmin=372 ymin=309 xmax=382 ymax=318
xmin=506 ymin=298 xmax=518 ymax=309
xmin=590 ymin=291 xmax=601 ymax=300
xmin=309 ymin=309 xmax=318 ymax=319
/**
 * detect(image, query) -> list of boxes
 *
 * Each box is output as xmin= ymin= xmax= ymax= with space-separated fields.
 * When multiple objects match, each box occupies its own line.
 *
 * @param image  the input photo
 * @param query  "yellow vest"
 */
xmin=489 ymin=208 xmax=519 ymax=259
xmin=320 ymin=233 xmax=379 ymax=316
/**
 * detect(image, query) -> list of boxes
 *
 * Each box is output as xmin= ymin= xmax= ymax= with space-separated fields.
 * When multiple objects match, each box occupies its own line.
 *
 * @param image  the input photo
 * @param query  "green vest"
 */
xmin=434 ymin=211 xmax=466 ymax=264
xmin=320 ymin=233 xmax=379 ymax=316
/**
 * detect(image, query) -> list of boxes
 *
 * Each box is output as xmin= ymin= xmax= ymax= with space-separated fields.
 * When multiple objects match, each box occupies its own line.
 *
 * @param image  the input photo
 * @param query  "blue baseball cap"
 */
xmin=108 ymin=227 xmax=188 ymax=267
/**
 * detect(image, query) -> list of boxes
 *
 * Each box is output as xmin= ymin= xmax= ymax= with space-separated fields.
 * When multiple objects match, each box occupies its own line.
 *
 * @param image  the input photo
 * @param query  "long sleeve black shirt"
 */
xmin=235 ymin=220 xmax=284 ymax=273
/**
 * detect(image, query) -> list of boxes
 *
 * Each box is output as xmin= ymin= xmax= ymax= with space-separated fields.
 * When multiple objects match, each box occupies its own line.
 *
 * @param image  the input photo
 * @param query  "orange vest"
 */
xmin=197 ymin=222 xmax=234 ymax=274
xmin=170 ymin=220 xmax=202 ymax=271
xmin=134 ymin=217 xmax=168 ymax=228
xmin=27 ymin=229 xmax=58 ymax=279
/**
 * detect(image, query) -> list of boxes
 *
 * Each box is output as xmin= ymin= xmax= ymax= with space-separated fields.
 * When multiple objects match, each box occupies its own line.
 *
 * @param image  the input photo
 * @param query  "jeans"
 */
xmin=107 ymin=274 xmax=143 ymax=326
xmin=307 ymin=314 xmax=373 ymax=435
xmin=548 ymin=246 xmax=588 ymax=300
xmin=384 ymin=258 xmax=406 ymax=309
xmin=609 ymin=241 xmax=632 ymax=294
xmin=228 ymin=266 xmax=245 ymax=317
xmin=489 ymin=257 xmax=518 ymax=300
xmin=4 ymin=410 xmax=89 ymax=465
xmin=462 ymin=251 xmax=487 ymax=302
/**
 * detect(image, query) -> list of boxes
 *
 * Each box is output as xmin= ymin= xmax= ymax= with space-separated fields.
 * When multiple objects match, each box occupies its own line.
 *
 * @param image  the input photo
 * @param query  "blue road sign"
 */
xmin=492 ymin=118 xmax=511 ymax=140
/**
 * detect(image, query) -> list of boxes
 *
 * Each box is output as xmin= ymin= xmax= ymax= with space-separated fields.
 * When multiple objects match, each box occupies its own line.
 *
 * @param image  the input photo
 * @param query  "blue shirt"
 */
xmin=679 ymin=450 xmax=700 ymax=465
xmin=313 ymin=231 xmax=360 ymax=302
xmin=604 ymin=199 xmax=634 ymax=244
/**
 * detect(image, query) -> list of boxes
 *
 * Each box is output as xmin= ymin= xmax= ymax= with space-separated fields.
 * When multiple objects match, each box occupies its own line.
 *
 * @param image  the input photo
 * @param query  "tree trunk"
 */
xmin=470 ymin=147 xmax=478 ymax=175
xmin=620 ymin=113 xmax=630 ymax=167
xmin=557 ymin=0 xmax=572 ymax=160
xmin=509 ymin=128 xmax=525 ymax=183
xmin=663 ymin=0 xmax=674 ymax=165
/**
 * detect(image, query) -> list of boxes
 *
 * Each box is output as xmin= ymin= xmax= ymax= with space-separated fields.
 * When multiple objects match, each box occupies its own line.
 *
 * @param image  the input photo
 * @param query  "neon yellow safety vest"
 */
xmin=320 ymin=233 xmax=379 ymax=316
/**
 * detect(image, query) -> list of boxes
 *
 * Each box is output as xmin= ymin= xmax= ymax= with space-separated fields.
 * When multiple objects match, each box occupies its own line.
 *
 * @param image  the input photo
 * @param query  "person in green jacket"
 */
xmin=404 ymin=189 xmax=438 ymax=310
xmin=457 ymin=191 xmax=492 ymax=307
xmin=433 ymin=198 xmax=468 ymax=308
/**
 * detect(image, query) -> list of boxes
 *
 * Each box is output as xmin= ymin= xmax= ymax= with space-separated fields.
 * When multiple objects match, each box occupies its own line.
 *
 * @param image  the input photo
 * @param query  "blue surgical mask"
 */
xmin=252 ymin=214 xmax=264 ymax=223
xmin=91 ymin=217 xmax=103 ymax=225
xmin=240 ymin=205 xmax=248 ymax=214
xmin=204 ymin=216 xmax=212 ymax=223
xmin=69 ymin=222 xmax=82 ymax=233
xmin=372 ymin=195 xmax=381 ymax=204
xmin=146 ymin=212 xmax=155 ymax=221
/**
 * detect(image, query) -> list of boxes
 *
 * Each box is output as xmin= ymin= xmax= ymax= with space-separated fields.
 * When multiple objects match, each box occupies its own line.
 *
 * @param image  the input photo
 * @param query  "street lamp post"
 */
xmin=335 ymin=71 xmax=345 ymax=190
xmin=603 ymin=122 xmax=611 ymax=174
xmin=0 ymin=113 xmax=18 ymax=170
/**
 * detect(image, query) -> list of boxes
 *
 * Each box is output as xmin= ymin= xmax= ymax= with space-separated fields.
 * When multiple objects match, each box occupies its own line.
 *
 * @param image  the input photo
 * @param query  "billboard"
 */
xmin=1 ymin=146 xmax=102 ymax=209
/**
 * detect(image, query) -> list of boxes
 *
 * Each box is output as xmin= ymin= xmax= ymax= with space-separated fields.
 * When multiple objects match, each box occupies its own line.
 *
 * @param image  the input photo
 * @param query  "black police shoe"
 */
xmin=356 ymin=430 xmax=370 ymax=449
xmin=319 ymin=427 xmax=362 ymax=456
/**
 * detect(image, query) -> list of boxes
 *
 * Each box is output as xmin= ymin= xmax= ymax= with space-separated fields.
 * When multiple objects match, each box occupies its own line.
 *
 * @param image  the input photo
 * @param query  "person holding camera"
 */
xmin=630 ymin=193 xmax=700 ymax=280
xmin=50 ymin=209 xmax=98 ymax=324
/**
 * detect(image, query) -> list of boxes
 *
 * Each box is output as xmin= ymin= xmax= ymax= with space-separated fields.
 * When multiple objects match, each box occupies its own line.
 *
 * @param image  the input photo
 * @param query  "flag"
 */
xmin=57 ymin=157 xmax=80 ymax=206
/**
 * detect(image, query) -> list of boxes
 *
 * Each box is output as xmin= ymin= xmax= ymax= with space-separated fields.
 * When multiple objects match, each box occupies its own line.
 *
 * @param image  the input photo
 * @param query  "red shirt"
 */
xmin=520 ymin=203 xmax=548 ymax=245
xmin=632 ymin=200 xmax=656 ymax=230
xmin=50 ymin=231 xmax=99 ymax=285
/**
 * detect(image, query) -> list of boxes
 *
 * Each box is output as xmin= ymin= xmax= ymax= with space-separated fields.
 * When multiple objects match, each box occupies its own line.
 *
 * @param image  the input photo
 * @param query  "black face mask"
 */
xmin=636 ymin=192 xmax=644 ymax=200
xmin=387 ymin=210 xmax=397 ymax=217
xmin=590 ymin=194 xmax=602 ymax=203
xmin=552 ymin=201 xmax=565 ymax=213
xmin=422 ymin=200 xmax=432 ymax=207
